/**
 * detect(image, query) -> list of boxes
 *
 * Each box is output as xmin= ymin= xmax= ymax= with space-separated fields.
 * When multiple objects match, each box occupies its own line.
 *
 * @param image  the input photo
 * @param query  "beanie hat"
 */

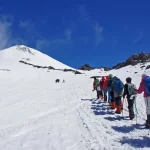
xmin=126 ymin=77 xmax=132 ymax=83
xmin=141 ymin=73 xmax=147 ymax=77
xmin=109 ymin=74 xmax=113 ymax=78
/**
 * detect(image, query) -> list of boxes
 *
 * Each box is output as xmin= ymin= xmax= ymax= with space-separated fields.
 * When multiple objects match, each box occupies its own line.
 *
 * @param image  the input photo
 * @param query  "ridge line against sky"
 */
xmin=0 ymin=0 xmax=150 ymax=68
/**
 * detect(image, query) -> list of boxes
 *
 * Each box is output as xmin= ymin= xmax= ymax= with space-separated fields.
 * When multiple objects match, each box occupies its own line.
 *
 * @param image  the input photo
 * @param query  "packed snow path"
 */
xmin=0 ymin=70 xmax=150 ymax=150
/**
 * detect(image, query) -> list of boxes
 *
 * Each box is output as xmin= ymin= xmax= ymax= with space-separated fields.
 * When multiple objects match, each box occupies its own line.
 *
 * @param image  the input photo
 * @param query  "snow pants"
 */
xmin=97 ymin=90 xmax=103 ymax=99
xmin=110 ymin=91 xmax=114 ymax=103
xmin=103 ymin=88 xmax=110 ymax=102
xmin=127 ymin=97 xmax=135 ymax=116
xmin=144 ymin=96 xmax=150 ymax=115
xmin=144 ymin=97 xmax=150 ymax=124
xmin=115 ymin=96 xmax=122 ymax=106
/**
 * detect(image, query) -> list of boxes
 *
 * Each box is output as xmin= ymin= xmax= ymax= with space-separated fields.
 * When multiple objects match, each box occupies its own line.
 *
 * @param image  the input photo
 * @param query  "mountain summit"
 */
xmin=0 ymin=45 xmax=73 ymax=70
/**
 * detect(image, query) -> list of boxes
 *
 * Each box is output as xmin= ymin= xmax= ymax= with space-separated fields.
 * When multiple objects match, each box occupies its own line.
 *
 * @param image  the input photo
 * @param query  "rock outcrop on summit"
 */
xmin=79 ymin=52 xmax=150 ymax=71
xmin=112 ymin=52 xmax=150 ymax=69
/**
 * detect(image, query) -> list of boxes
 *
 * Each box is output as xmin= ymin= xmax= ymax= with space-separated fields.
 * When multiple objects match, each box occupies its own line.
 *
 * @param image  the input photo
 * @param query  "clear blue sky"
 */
xmin=0 ymin=0 xmax=150 ymax=68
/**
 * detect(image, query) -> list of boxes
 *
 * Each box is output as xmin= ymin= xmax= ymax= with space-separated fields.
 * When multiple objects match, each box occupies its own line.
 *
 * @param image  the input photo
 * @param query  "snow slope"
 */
xmin=0 ymin=46 xmax=150 ymax=150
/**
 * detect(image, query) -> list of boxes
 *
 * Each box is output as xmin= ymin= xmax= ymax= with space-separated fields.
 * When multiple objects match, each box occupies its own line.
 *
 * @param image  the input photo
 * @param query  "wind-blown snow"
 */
xmin=0 ymin=46 xmax=150 ymax=150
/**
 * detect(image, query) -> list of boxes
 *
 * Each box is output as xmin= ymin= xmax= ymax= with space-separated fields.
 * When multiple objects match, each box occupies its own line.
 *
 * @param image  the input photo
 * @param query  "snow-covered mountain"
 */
xmin=0 ymin=45 xmax=150 ymax=150
xmin=0 ymin=45 xmax=73 ymax=70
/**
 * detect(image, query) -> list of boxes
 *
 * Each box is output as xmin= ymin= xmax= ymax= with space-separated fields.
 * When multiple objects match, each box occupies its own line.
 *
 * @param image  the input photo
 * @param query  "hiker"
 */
xmin=100 ymin=76 xmax=106 ymax=100
xmin=93 ymin=77 xmax=102 ymax=99
xmin=111 ymin=76 xmax=124 ymax=114
xmin=103 ymin=75 xmax=110 ymax=102
xmin=55 ymin=79 xmax=60 ymax=83
xmin=107 ymin=74 xmax=115 ymax=109
xmin=123 ymin=77 xmax=137 ymax=120
xmin=136 ymin=73 xmax=150 ymax=128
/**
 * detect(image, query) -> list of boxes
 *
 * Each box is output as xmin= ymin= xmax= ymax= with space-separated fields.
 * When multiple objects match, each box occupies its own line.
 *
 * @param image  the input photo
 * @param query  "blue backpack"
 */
xmin=144 ymin=76 xmax=150 ymax=95
xmin=113 ymin=77 xmax=124 ymax=93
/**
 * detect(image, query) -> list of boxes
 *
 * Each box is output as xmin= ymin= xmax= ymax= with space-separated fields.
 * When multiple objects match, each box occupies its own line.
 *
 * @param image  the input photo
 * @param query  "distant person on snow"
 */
xmin=55 ymin=79 xmax=60 ymax=83
xmin=123 ymin=77 xmax=137 ymax=120
xmin=111 ymin=76 xmax=124 ymax=114
xmin=93 ymin=77 xmax=102 ymax=99
xmin=136 ymin=73 xmax=150 ymax=128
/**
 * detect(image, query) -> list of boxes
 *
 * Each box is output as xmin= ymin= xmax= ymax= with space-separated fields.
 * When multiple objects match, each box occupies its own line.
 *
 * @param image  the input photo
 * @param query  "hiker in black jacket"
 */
xmin=123 ymin=77 xmax=137 ymax=120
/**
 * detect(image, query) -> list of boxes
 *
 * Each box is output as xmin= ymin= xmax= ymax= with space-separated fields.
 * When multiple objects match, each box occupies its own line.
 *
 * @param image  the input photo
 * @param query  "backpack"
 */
xmin=112 ymin=77 xmax=124 ymax=93
xmin=144 ymin=76 xmax=150 ymax=95
xmin=100 ymin=79 xmax=104 ymax=88
xmin=107 ymin=79 xmax=113 ymax=88
xmin=127 ymin=83 xmax=137 ymax=96
xmin=95 ymin=79 xmax=99 ymax=87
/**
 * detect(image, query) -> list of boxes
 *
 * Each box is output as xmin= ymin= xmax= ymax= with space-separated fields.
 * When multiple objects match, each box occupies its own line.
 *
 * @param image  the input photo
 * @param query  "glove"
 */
xmin=130 ymin=95 xmax=135 ymax=100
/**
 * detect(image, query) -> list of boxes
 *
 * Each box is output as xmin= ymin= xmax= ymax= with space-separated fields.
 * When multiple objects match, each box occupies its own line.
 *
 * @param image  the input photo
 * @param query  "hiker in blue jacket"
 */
xmin=111 ymin=76 xmax=124 ymax=114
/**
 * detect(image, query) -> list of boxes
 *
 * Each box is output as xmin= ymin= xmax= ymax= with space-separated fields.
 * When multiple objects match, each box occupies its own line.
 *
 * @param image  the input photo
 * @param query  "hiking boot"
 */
xmin=109 ymin=101 xmax=111 ymax=106
xmin=129 ymin=114 xmax=135 ymax=120
xmin=115 ymin=106 xmax=122 ymax=114
xmin=120 ymin=102 xmax=123 ymax=110
xmin=145 ymin=124 xmax=150 ymax=129
xmin=110 ymin=102 xmax=116 ymax=109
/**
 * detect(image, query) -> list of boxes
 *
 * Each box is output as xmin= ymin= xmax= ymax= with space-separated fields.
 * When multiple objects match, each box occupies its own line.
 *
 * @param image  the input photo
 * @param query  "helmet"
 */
xmin=109 ymin=74 xmax=113 ymax=78
xmin=126 ymin=77 xmax=132 ymax=83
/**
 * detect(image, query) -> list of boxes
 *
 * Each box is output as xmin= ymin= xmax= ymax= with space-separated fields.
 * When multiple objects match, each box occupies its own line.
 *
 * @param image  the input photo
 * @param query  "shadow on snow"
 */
xmin=111 ymin=124 xmax=147 ymax=133
xmin=120 ymin=136 xmax=150 ymax=148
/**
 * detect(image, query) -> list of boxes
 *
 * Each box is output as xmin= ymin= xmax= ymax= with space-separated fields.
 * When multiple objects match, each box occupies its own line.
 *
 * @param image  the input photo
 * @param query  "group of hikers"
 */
xmin=92 ymin=73 xmax=150 ymax=129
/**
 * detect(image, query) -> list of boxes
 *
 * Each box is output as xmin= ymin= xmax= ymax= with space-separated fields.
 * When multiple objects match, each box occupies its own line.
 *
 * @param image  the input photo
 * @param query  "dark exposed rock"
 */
xmin=63 ymin=69 xmax=82 ymax=74
xmin=78 ymin=64 xmax=95 ymax=70
xmin=112 ymin=52 xmax=150 ymax=69
xmin=16 ymin=45 xmax=35 ymax=55
xmin=19 ymin=60 xmax=82 ymax=74
xmin=146 ymin=65 xmax=150 ymax=70
xmin=134 ymin=72 xmax=138 ymax=74
xmin=99 ymin=66 xmax=111 ymax=71
xmin=140 ymin=65 xmax=145 ymax=68
xmin=48 ymin=66 xmax=55 ymax=69
xmin=64 ymin=69 xmax=73 ymax=72
xmin=75 ymin=70 xmax=82 ymax=74
xmin=0 ymin=69 xmax=10 ymax=71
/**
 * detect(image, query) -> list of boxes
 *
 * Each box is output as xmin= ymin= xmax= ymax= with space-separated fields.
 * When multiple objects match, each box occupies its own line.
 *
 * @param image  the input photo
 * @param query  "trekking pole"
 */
xmin=134 ymin=99 xmax=138 ymax=125
xmin=125 ymin=98 xmax=128 ymax=107
xmin=122 ymin=98 xmax=125 ymax=117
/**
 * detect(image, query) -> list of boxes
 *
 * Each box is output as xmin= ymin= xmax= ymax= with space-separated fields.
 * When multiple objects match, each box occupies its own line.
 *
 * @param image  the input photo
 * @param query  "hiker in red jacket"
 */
xmin=100 ymin=76 xmax=105 ymax=100
xmin=137 ymin=73 xmax=150 ymax=128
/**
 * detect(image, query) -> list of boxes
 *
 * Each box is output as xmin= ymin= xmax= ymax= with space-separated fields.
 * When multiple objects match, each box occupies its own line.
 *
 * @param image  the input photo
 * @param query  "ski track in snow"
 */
xmin=0 ymin=46 xmax=150 ymax=150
